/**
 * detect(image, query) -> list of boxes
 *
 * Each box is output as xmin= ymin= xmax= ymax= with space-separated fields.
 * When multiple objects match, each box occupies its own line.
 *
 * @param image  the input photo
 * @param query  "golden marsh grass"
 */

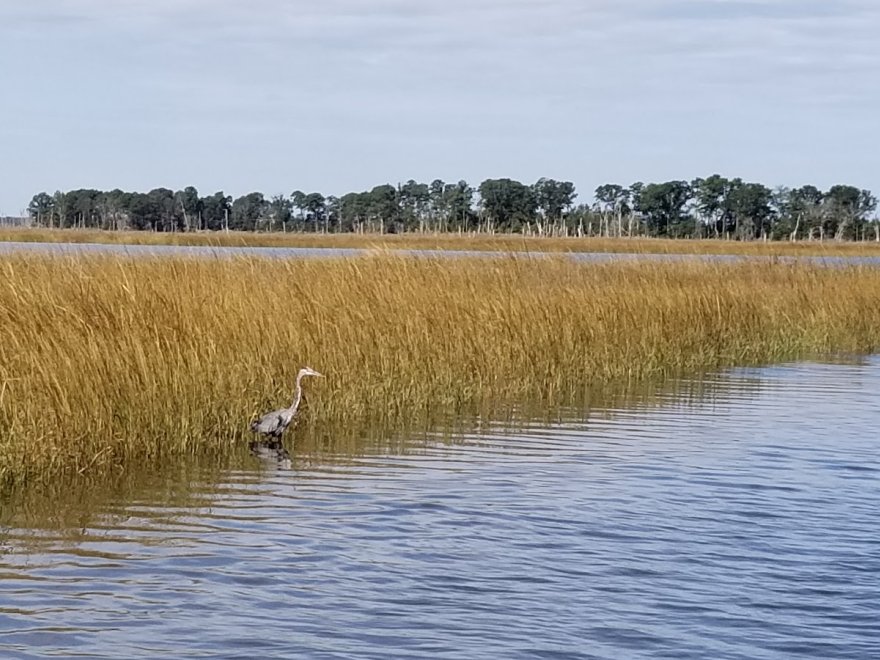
xmin=2 ymin=253 xmax=880 ymax=487
xmin=4 ymin=227 xmax=880 ymax=256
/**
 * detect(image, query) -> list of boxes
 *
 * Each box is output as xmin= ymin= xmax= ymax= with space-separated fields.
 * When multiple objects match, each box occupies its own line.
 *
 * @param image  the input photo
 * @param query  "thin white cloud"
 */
xmin=0 ymin=0 xmax=878 ymax=213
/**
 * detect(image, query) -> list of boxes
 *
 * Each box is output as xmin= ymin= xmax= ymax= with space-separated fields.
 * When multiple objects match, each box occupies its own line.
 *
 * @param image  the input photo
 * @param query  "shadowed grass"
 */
xmin=1 ymin=253 xmax=880 ymax=487
xmin=3 ymin=227 xmax=880 ymax=256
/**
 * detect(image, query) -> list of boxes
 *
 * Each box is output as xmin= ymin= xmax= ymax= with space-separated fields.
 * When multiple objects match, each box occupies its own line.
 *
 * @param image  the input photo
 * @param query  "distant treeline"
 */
xmin=27 ymin=176 xmax=880 ymax=241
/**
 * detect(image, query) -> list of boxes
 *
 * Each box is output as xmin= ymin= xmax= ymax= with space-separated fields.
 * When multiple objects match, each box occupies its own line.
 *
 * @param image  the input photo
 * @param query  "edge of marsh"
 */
xmin=2 ymin=252 xmax=880 ymax=490
xmin=4 ymin=227 xmax=880 ymax=256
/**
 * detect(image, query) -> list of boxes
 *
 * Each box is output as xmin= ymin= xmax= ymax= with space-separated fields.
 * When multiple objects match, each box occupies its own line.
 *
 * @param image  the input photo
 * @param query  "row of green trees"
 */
xmin=27 ymin=176 xmax=879 ymax=241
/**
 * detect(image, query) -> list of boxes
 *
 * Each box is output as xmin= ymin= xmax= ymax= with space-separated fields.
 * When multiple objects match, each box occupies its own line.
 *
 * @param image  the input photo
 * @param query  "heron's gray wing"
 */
xmin=252 ymin=409 xmax=286 ymax=435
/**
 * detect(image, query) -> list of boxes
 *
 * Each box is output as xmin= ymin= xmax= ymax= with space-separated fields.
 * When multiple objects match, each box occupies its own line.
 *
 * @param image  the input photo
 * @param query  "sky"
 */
xmin=1 ymin=0 xmax=878 ymax=214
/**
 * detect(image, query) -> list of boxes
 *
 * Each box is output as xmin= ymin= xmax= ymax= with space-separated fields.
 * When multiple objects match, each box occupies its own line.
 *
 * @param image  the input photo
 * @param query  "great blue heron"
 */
xmin=250 ymin=366 xmax=324 ymax=440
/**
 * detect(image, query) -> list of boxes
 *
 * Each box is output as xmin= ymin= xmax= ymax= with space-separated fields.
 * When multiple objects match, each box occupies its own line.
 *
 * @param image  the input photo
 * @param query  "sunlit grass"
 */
xmin=3 ymin=226 xmax=880 ymax=256
xmin=2 ymin=253 xmax=880 ymax=487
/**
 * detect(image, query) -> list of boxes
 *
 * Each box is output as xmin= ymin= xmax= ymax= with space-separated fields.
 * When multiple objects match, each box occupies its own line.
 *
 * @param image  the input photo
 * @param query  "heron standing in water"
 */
xmin=250 ymin=366 xmax=324 ymax=442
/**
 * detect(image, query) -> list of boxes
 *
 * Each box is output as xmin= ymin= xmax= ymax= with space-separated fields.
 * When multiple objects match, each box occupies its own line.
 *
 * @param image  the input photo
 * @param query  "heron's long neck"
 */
xmin=288 ymin=374 xmax=305 ymax=414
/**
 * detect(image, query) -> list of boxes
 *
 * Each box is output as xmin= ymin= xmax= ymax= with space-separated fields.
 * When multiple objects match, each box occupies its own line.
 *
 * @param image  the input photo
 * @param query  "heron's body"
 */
xmin=250 ymin=367 xmax=323 ymax=441
xmin=250 ymin=407 xmax=296 ymax=438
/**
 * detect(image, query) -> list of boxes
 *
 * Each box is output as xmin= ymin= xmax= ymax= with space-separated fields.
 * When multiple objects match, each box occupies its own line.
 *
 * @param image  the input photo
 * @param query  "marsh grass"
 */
xmin=2 ymin=253 xmax=880 ymax=487
xmin=4 ymin=227 xmax=880 ymax=256
xmin=0 ymin=373 xmax=768 ymax=531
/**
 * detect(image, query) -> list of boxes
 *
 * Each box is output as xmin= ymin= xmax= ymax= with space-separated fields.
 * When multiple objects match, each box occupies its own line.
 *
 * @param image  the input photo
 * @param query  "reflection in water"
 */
xmin=248 ymin=439 xmax=292 ymax=468
xmin=1 ymin=357 xmax=879 ymax=659
xmin=1 ymin=372 xmax=756 ymax=532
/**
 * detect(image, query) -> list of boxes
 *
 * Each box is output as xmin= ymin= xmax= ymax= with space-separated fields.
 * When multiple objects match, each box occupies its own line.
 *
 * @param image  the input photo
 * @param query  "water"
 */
xmin=2 ymin=358 xmax=880 ymax=659
xmin=2 ymin=239 xmax=880 ymax=266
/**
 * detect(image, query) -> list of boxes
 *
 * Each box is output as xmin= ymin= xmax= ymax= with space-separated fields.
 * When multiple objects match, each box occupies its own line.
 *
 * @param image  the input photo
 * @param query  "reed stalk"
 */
xmin=1 ymin=253 xmax=879 ymax=486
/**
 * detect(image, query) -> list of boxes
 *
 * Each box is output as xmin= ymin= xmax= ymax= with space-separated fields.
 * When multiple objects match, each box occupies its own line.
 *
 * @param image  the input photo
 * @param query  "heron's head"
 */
xmin=299 ymin=366 xmax=324 ymax=379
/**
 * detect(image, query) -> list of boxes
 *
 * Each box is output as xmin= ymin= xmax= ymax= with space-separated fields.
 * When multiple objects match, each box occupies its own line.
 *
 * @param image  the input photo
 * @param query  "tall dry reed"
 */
xmin=1 ymin=253 xmax=879 ymax=486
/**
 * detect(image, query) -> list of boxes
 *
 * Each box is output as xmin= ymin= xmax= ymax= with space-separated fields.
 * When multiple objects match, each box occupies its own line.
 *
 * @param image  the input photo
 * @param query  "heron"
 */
xmin=250 ymin=366 xmax=324 ymax=441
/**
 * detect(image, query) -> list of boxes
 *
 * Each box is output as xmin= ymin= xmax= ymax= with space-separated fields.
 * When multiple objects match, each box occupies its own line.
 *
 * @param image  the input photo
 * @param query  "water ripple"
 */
xmin=2 ymin=357 xmax=880 ymax=658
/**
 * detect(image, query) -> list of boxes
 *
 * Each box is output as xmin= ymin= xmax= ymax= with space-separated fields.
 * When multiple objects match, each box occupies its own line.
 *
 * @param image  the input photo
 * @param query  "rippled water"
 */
xmin=2 ymin=358 xmax=879 ymax=659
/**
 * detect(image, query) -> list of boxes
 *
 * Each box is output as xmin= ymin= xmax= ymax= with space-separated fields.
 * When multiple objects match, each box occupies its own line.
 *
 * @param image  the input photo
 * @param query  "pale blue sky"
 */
xmin=1 ymin=0 xmax=878 ymax=214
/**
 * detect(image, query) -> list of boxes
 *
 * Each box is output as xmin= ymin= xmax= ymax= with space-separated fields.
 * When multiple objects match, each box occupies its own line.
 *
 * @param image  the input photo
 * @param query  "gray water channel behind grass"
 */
xmin=1 ymin=357 xmax=879 ymax=659
xmin=3 ymin=239 xmax=880 ymax=266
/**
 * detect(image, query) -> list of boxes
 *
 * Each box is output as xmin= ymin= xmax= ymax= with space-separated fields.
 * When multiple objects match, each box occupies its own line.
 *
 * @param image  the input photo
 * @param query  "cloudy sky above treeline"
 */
xmin=1 ymin=0 xmax=878 ymax=213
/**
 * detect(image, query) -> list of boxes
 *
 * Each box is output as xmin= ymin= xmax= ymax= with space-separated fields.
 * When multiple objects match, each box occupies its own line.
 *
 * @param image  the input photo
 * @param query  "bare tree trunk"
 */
xmin=180 ymin=203 xmax=190 ymax=233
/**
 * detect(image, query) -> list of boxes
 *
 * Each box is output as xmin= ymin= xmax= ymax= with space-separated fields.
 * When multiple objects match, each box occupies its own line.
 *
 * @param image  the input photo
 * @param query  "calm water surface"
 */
xmin=3 ymin=240 xmax=880 ymax=266
xmin=2 ymin=359 xmax=879 ymax=659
